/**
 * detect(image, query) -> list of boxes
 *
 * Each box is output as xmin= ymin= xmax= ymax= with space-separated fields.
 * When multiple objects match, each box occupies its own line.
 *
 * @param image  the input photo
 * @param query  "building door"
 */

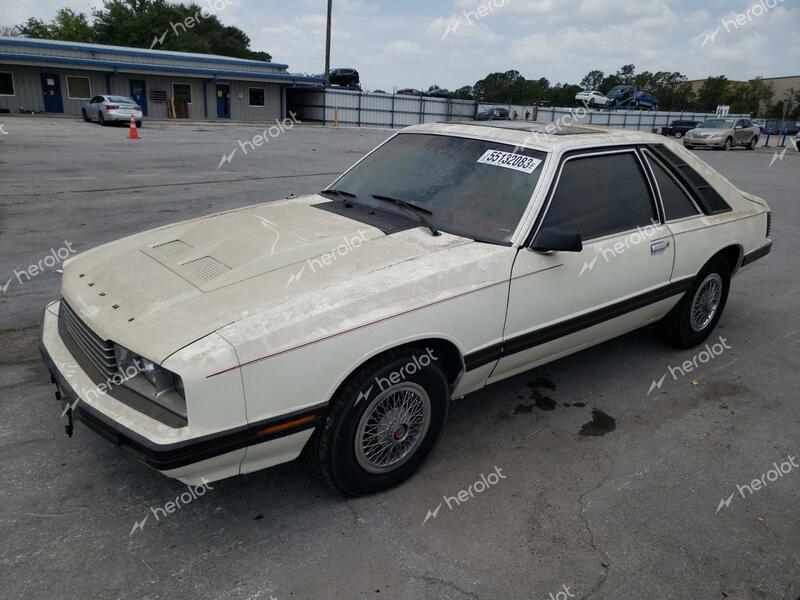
xmin=40 ymin=73 xmax=63 ymax=113
xmin=216 ymin=83 xmax=231 ymax=118
xmin=129 ymin=79 xmax=148 ymax=116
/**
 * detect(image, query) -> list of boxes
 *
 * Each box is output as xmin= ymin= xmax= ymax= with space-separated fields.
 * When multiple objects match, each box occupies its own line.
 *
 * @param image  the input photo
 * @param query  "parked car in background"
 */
xmin=575 ymin=90 xmax=609 ymax=107
xmin=684 ymin=118 xmax=760 ymax=151
xmin=662 ymin=120 xmax=700 ymax=139
xmin=82 ymin=95 xmax=142 ymax=127
xmin=751 ymin=118 xmax=766 ymax=135
xmin=426 ymin=88 xmax=452 ymax=98
xmin=763 ymin=119 xmax=800 ymax=136
xmin=397 ymin=88 xmax=424 ymax=96
xmin=373 ymin=90 xmax=386 ymax=94
xmin=475 ymin=107 xmax=510 ymax=121
xmin=605 ymin=85 xmax=635 ymax=105
xmin=330 ymin=68 xmax=360 ymax=88
xmin=40 ymin=122 xmax=772 ymax=495
xmin=616 ymin=91 xmax=660 ymax=111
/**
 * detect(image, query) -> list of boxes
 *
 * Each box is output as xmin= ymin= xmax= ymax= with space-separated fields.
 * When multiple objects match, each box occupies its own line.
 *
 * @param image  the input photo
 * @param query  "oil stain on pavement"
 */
xmin=579 ymin=408 xmax=617 ymax=437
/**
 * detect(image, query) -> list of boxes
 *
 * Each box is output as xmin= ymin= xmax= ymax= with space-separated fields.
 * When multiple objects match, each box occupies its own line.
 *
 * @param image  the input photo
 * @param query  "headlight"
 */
xmin=114 ymin=345 xmax=184 ymax=399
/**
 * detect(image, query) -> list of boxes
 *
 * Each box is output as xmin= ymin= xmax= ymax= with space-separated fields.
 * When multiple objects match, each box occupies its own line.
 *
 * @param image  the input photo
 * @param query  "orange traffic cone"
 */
xmin=128 ymin=114 xmax=139 ymax=140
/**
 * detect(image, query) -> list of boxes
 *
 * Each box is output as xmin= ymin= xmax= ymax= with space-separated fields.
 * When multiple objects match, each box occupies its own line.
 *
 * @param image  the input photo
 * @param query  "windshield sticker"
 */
xmin=477 ymin=150 xmax=542 ymax=174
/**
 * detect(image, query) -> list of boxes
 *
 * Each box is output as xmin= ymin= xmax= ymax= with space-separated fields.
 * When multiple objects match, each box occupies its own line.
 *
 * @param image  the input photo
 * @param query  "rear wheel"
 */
xmin=98 ymin=113 xmax=106 ymax=126
xmin=657 ymin=256 xmax=731 ymax=348
xmin=674 ymin=131 xmax=683 ymax=139
xmin=723 ymin=137 xmax=732 ymax=151
xmin=310 ymin=348 xmax=450 ymax=496
xmin=136 ymin=120 xmax=142 ymax=128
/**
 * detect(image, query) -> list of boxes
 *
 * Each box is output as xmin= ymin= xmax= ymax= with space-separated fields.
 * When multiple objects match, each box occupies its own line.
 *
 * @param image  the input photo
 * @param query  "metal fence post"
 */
xmin=391 ymin=94 xmax=395 ymax=129
xmin=357 ymin=91 xmax=362 ymax=127
xmin=419 ymin=96 xmax=424 ymax=124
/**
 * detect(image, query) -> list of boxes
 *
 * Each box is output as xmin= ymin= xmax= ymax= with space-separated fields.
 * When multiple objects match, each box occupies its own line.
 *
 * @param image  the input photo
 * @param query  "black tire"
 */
xmin=81 ymin=109 xmax=90 ymax=122
xmin=657 ymin=256 xmax=731 ymax=349
xmin=136 ymin=121 xmax=142 ymax=128
xmin=723 ymin=137 xmax=732 ymax=151
xmin=748 ymin=137 xmax=757 ymax=150
xmin=98 ymin=113 xmax=106 ymax=126
xmin=674 ymin=131 xmax=683 ymax=139
xmin=310 ymin=347 xmax=450 ymax=496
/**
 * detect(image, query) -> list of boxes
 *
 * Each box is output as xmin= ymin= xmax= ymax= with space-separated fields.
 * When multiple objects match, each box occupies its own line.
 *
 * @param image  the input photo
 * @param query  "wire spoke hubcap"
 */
xmin=690 ymin=273 xmax=723 ymax=332
xmin=355 ymin=382 xmax=431 ymax=474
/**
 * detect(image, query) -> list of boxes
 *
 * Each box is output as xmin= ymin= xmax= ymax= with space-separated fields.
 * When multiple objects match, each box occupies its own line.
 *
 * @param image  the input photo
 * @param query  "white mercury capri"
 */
xmin=40 ymin=122 xmax=772 ymax=495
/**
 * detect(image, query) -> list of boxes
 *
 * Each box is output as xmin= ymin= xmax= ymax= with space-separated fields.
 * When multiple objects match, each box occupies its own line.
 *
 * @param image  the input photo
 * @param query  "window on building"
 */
xmin=173 ymin=83 xmax=192 ymax=104
xmin=0 ymin=72 xmax=14 ymax=96
xmin=542 ymin=151 xmax=656 ymax=241
xmin=66 ymin=76 xmax=91 ymax=100
xmin=249 ymin=87 xmax=265 ymax=107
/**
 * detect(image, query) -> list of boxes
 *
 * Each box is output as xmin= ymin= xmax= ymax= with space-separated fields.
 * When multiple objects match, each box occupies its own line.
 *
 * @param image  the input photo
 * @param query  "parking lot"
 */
xmin=1 ymin=116 xmax=799 ymax=600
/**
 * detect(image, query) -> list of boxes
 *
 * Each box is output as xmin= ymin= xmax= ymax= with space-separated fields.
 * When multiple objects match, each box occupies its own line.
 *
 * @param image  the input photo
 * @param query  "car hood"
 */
xmin=60 ymin=195 xmax=473 ymax=363
xmin=689 ymin=128 xmax=730 ymax=135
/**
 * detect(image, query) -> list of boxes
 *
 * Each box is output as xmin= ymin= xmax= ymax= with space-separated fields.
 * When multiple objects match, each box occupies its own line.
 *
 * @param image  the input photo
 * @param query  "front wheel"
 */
xmin=748 ymin=137 xmax=758 ymax=150
xmin=723 ymin=137 xmax=732 ymax=151
xmin=81 ymin=109 xmax=90 ymax=122
xmin=674 ymin=131 xmax=683 ymax=139
xmin=310 ymin=348 xmax=450 ymax=496
xmin=657 ymin=256 xmax=731 ymax=348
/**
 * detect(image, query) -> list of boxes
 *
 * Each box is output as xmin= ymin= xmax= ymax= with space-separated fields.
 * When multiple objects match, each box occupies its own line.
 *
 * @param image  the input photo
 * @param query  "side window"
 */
xmin=541 ymin=152 xmax=656 ymax=241
xmin=648 ymin=145 xmax=731 ymax=214
xmin=645 ymin=152 xmax=699 ymax=221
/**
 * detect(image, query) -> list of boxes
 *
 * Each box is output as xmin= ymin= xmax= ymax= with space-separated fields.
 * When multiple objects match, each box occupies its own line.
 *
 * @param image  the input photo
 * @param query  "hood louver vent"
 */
xmin=180 ymin=256 xmax=231 ymax=283
xmin=151 ymin=240 xmax=192 ymax=257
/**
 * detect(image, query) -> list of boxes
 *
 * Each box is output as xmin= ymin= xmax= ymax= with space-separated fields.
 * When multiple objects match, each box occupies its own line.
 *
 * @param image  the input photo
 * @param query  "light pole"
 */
xmin=324 ymin=0 xmax=333 ymax=87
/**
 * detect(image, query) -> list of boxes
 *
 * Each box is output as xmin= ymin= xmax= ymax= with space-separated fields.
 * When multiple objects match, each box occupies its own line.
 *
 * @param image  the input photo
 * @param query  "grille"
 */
xmin=151 ymin=239 xmax=192 ymax=257
xmin=180 ymin=256 xmax=231 ymax=283
xmin=59 ymin=301 xmax=118 ymax=378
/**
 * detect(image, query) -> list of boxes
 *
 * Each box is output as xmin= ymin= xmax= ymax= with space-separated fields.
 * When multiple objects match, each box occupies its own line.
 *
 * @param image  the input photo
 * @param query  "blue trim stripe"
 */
xmin=0 ymin=52 xmax=324 ymax=84
xmin=0 ymin=37 xmax=289 ymax=69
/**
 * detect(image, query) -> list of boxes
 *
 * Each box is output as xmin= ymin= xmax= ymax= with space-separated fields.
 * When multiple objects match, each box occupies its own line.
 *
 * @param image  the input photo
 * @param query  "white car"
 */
xmin=82 ymin=95 xmax=143 ymax=127
xmin=40 ymin=122 xmax=772 ymax=496
xmin=575 ymin=90 xmax=609 ymax=107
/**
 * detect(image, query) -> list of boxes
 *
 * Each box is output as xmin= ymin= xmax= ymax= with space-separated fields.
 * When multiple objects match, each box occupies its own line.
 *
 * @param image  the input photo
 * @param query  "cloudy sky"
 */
xmin=4 ymin=0 xmax=799 ymax=90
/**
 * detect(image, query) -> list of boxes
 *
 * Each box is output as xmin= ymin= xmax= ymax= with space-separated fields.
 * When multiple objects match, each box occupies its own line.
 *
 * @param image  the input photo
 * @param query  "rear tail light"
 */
xmin=105 ymin=104 xmax=119 ymax=110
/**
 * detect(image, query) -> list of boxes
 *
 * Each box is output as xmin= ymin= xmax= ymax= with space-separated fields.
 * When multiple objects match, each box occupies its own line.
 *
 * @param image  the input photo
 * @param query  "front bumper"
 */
xmin=40 ymin=301 xmax=326 ymax=482
xmin=685 ymin=136 xmax=724 ymax=147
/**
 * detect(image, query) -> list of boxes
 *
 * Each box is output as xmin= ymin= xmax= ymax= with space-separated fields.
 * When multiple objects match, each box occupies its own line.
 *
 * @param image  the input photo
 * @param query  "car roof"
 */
xmin=403 ymin=121 xmax=664 ymax=151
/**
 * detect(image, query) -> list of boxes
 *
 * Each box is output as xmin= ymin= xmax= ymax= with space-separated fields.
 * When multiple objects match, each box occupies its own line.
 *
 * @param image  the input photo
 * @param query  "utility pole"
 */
xmin=324 ymin=0 xmax=333 ymax=87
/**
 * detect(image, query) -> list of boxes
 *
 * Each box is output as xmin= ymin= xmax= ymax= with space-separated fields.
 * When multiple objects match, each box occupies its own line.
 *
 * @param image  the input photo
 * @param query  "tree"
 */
xmin=598 ymin=74 xmax=621 ymax=94
xmin=696 ymin=76 xmax=730 ymax=112
xmin=16 ymin=0 xmax=271 ymax=61
xmin=616 ymin=64 xmax=636 ymax=84
xmin=723 ymin=77 xmax=774 ymax=116
xmin=452 ymin=86 xmax=474 ymax=100
xmin=18 ymin=8 xmax=96 ymax=43
xmin=473 ymin=70 xmax=527 ymax=103
xmin=580 ymin=70 xmax=604 ymax=91
xmin=0 ymin=25 xmax=20 ymax=36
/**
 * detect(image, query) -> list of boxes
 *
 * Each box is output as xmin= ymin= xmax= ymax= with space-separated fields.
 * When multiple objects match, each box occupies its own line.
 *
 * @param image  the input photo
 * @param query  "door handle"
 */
xmin=651 ymin=240 xmax=670 ymax=254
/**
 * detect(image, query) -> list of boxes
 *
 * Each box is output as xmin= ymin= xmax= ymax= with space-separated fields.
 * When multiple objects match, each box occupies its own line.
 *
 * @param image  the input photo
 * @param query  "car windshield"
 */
xmin=328 ymin=133 xmax=547 ymax=244
xmin=701 ymin=119 xmax=735 ymax=128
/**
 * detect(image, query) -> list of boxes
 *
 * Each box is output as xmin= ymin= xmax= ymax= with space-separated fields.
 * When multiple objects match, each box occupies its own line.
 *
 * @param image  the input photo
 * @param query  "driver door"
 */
xmin=490 ymin=148 xmax=676 ymax=382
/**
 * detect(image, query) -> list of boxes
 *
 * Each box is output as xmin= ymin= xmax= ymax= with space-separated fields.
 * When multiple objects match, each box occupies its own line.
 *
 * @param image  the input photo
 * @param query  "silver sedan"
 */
xmin=684 ymin=118 xmax=760 ymax=151
xmin=82 ymin=95 xmax=143 ymax=127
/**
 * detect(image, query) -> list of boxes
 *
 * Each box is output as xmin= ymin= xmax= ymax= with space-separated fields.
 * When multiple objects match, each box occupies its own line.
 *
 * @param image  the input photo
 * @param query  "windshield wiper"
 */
xmin=320 ymin=189 xmax=356 ymax=207
xmin=371 ymin=195 xmax=440 ymax=236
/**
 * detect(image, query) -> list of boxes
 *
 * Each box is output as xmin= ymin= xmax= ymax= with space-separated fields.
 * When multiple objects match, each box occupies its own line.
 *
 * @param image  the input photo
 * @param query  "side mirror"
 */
xmin=530 ymin=227 xmax=583 ymax=253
